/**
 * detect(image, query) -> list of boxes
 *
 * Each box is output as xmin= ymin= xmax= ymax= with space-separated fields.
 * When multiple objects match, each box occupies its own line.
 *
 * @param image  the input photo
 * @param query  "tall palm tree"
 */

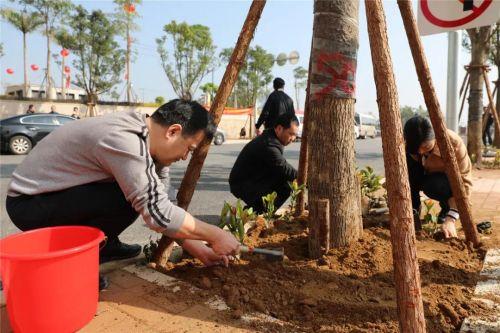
xmin=1 ymin=8 xmax=44 ymax=97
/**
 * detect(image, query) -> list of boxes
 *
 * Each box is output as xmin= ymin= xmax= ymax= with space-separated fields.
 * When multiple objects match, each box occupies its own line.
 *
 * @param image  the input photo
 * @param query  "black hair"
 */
xmin=273 ymin=77 xmax=285 ymax=90
xmin=28 ymin=104 xmax=34 ymax=108
xmin=151 ymin=99 xmax=216 ymax=141
xmin=274 ymin=112 xmax=299 ymax=129
xmin=403 ymin=116 xmax=435 ymax=154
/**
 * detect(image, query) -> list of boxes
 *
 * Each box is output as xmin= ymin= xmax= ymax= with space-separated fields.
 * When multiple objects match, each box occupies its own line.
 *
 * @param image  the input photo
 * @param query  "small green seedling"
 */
xmin=358 ymin=166 xmax=382 ymax=198
xmin=421 ymin=199 xmax=439 ymax=235
xmin=262 ymin=191 xmax=278 ymax=227
xmin=218 ymin=200 xmax=256 ymax=243
xmin=289 ymin=179 xmax=306 ymax=213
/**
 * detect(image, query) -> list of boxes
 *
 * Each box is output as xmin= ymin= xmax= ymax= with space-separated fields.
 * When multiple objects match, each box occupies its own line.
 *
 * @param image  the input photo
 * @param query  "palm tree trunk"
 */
xmin=153 ymin=0 xmax=267 ymax=267
xmin=366 ymin=1 xmax=425 ymax=331
xmin=23 ymin=32 xmax=29 ymax=98
xmin=307 ymin=0 xmax=362 ymax=249
xmin=45 ymin=21 xmax=54 ymax=100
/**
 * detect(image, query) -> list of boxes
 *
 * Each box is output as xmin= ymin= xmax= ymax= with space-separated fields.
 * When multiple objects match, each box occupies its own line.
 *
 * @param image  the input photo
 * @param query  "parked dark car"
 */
xmin=0 ymin=113 xmax=75 ymax=155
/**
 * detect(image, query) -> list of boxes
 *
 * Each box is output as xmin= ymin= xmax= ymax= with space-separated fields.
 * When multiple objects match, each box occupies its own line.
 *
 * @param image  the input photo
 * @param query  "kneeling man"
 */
xmin=229 ymin=113 xmax=299 ymax=213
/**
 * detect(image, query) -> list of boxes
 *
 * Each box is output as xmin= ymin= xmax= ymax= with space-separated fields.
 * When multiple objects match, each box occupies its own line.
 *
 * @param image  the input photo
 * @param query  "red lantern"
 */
xmin=31 ymin=64 xmax=39 ymax=71
xmin=6 ymin=68 xmax=14 ymax=74
xmin=60 ymin=49 xmax=69 ymax=57
xmin=64 ymin=66 xmax=71 ymax=74
xmin=124 ymin=3 xmax=135 ymax=13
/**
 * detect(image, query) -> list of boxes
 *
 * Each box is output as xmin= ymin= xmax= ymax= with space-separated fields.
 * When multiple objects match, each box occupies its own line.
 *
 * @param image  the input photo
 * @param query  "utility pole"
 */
xmin=446 ymin=31 xmax=460 ymax=132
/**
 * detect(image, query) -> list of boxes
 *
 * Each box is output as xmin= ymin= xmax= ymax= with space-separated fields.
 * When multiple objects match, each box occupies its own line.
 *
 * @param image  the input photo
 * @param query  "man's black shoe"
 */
xmin=99 ymin=274 xmax=109 ymax=291
xmin=100 ymin=238 xmax=141 ymax=264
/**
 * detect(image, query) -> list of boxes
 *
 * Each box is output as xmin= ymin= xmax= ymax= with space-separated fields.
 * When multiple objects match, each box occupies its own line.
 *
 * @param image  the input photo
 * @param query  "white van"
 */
xmin=355 ymin=113 xmax=377 ymax=139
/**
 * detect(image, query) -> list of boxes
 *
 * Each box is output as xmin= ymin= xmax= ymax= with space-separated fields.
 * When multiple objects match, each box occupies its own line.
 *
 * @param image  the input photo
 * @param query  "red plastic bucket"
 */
xmin=0 ymin=226 xmax=105 ymax=333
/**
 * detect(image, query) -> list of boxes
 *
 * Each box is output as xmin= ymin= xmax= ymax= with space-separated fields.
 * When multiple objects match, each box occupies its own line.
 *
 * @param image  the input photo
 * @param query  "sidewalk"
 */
xmin=1 ymin=169 xmax=499 ymax=333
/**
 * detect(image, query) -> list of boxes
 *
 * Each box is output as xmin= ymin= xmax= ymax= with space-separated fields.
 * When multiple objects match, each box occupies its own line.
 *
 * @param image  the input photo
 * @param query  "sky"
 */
xmin=1 ymin=0 xmax=497 ymax=123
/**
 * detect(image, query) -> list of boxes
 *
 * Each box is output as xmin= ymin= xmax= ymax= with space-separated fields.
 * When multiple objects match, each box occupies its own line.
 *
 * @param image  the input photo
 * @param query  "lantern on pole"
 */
xmin=64 ymin=66 xmax=71 ymax=74
xmin=31 ymin=64 xmax=39 ymax=71
xmin=60 ymin=49 xmax=69 ymax=57
xmin=124 ymin=3 xmax=135 ymax=13
xmin=6 ymin=68 xmax=14 ymax=74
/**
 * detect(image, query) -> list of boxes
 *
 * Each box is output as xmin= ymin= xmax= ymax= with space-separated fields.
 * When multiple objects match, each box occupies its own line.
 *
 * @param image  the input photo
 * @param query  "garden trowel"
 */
xmin=239 ymin=245 xmax=284 ymax=262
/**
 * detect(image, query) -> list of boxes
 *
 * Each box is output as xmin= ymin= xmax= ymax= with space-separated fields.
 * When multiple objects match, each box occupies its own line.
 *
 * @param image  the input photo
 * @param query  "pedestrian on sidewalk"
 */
xmin=404 ymin=116 xmax=473 ymax=238
xmin=255 ymin=77 xmax=295 ymax=135
xmin=483 ymin=111 xmax=493 ymax=147
xmin=6 ymin=99 xmax=240 ymax=290
xmin=230 ymin=113 xmax=299 ymax=213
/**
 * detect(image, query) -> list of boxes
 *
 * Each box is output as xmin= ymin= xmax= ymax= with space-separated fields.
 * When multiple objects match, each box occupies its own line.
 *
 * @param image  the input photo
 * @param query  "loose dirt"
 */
xmin=158 ymin=217 xmax=493 ymax=332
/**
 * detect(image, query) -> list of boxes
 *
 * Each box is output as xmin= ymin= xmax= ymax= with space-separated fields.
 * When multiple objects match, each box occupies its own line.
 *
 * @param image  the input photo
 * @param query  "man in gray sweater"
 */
xmin=6 ymin=99 xmax=240 ymax=289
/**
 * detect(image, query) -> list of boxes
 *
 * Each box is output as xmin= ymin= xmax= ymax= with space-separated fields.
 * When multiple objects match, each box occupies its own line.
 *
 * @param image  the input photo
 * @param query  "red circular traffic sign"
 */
xmin=421 ymin=0 xmax=493 ymax=28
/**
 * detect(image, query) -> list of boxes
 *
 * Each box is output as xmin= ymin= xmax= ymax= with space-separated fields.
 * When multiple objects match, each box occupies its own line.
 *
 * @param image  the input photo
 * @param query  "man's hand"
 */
xmin=208 ymin=228 xmax=240 ymax=256
xmin=442 ymin=217 xmax=458 ymax=238
xmin=181 ymin=239 xmax=229 ymax=267
xmin=256 ymin=127 xmax=261 ymax=136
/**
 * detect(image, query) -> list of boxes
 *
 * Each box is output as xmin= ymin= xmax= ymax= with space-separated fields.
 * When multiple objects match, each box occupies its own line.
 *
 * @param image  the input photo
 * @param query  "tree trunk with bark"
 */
xmin=495 ymin=77 xmax=500 ymax=147
xmin=46 ymin=20 xmax=54 ymax=100
xmin=307 ymin=0 xmax=362 ymax=249
xmin=366 ymin=1 xmax=426 ymax=331
xmin=153 ymin=0 xmax=267 ymax=266
xmin=23 ymin=32 xmax=29 ymax=98
xmin=398 ymin=0 xmax=480 ymax=247
xmin=467 ymin=27 xmax=491 ymax=164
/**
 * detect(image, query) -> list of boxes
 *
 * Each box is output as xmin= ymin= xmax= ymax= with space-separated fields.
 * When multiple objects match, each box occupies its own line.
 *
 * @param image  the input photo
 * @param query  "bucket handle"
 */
xmin=99 ymin=236 xmax=108 ymax=251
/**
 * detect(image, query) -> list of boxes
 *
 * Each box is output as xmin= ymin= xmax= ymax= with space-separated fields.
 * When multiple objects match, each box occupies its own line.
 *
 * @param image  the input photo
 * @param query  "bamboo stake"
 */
xmin=365 ymin=1 xmax=426 ymax=331
xmin=308 ymin=199 xmax=329 ymax=259
xmin=153 ymin=0 xmax=267 ymax=266
xmin=482 ymin=67 xmax=500 ymax=136
xmin=397 ymin=0 xmax=480 ymax=247
xmin=458 ymin=76 xmax=470 ymax=123
xmin=295 ymin=40 xmax=313 ymax=217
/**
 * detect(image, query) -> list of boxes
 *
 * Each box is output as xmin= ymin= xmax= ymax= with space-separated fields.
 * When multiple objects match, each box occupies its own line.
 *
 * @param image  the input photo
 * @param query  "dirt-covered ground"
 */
xmin=151 ymin=215 xmax=494 ymax=333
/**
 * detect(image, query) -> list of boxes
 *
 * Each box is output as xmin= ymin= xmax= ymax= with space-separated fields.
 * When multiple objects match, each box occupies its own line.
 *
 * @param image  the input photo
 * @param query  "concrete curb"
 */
xmin=460 ymin=248 xmax=500 ymax=332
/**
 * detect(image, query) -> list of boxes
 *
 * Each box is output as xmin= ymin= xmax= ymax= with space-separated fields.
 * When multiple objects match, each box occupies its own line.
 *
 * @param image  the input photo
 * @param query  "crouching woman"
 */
xmin=403 ymin=116 xmax=473 ymax=238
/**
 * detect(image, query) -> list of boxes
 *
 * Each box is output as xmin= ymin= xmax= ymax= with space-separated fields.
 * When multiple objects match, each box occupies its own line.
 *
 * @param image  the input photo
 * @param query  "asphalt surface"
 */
xmin=0 ymin=138 xmax=384 ymax=245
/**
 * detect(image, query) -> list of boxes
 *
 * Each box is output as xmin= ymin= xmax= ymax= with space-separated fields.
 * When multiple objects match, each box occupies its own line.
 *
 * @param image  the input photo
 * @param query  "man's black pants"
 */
xmin=231 ymin=178 xmax=291 ymax=214
xmin=406 ymin=153 xmax=452 ymax=223
xmin=6 ymin=182 xmax=138 ymax=240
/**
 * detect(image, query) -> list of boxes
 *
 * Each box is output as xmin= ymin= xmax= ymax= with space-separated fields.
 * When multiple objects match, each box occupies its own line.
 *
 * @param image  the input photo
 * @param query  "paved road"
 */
xmin=0 ymin=138 xmax=383 ymax=245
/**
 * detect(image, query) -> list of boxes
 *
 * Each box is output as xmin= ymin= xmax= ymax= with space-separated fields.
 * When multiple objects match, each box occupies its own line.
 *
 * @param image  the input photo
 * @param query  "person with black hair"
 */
xmin=404 ymin=116 xmax=472 ymax=238
xmin=26 ymin=104 xmax=35 ymax=114
xmin=230 ymin=113 xmax=299 ymax=213
xmin=7 ymin=99 xmax=240 ymax=290
xmin=483 ymin=111 xmax=493 ymax=146
xmin=255 ymin=77 xmax=295 ymax=134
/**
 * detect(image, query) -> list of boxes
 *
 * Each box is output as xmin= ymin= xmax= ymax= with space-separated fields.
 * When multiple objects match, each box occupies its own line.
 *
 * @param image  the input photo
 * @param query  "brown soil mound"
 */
xmin=163 ymin=219 xmax=490 ymax=332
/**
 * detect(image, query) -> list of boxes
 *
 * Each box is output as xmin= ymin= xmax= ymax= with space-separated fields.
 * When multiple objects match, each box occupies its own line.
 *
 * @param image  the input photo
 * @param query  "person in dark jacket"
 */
xmin=482 ymin=111 xmax=493 ymax=146
xmin=230 ymin=113 xmax=299 ymax=213
xmin=255 ymin=77 xmax=295 ymax=134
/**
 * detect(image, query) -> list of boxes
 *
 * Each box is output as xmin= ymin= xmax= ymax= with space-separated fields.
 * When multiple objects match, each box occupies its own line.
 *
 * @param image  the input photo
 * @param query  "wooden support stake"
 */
xmin=482 ymin=67 xmax=500 ymax=137
xmin=459 ymin=71 xmax=469 ymax=98
xmin=458 ymin=76 xmax=469 ymax=123
xmin=295 ymin=40 xmax=313 ymax=217
xmin=153 ymin=0 xmax=267 ymax=266
xmin=365 ymin=1 xmax=426 ymax=331
xmin=398 ymin=0 xmax=480 ymax=247
xmin=309 ymin=199 xmax=329 ymax=259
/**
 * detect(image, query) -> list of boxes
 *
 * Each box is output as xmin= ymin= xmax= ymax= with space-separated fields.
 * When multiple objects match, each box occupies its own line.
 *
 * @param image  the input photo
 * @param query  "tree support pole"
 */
xmin=153 ymin=0 xmax=267 ymax=266
xmin=365 ymin=1 xmax=425 ymax=331
xmin=482 ymin=67 xmax=500 ymax=137
xmin=295 ymin=40 xmax=313 ymax=217
xmin=398 ymin=0 xmax=480 ymax=247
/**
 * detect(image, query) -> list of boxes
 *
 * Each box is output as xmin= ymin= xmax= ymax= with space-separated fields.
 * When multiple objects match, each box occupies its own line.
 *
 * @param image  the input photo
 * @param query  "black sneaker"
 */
xmin=100 ymin=237 xmax=141 ymax=264
xmin=99 ymin=274 xmax=109 ymax=291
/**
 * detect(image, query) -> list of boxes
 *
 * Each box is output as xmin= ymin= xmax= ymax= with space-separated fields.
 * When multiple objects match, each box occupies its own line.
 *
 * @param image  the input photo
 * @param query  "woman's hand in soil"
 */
xmin=441 ymin=218 xmax=458 ymax=238
xmin=182 ymin=239 xmax=230 ymax=267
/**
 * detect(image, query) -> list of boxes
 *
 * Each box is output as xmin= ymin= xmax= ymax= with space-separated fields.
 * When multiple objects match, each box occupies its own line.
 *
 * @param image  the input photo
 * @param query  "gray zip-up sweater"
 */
xmin=7 ymin=110 xmax=185 ymax=236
